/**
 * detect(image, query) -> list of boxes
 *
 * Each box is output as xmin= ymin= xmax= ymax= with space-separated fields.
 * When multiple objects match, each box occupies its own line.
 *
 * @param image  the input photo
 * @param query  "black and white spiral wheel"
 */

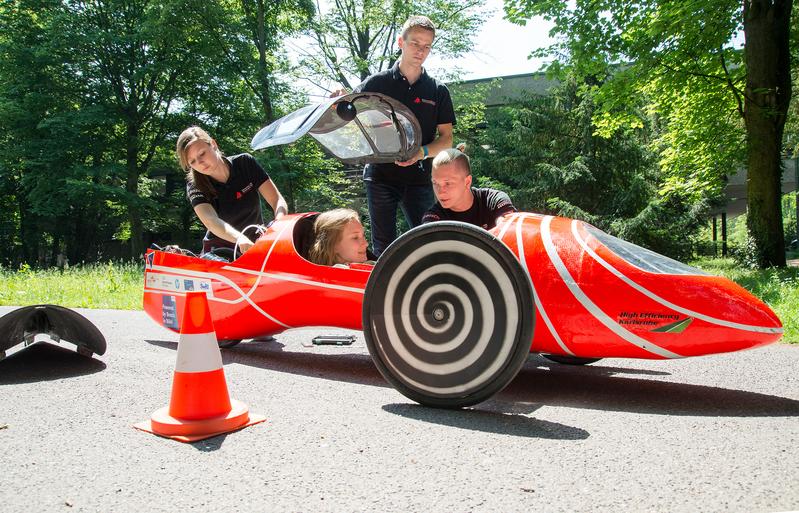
xmin=363 ymin=222 xmax=535 ymax=408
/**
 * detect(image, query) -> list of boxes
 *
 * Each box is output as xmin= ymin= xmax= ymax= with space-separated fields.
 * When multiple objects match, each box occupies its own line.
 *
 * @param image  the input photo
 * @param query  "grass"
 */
xmin=0 ymin=261 xmax=143 ymax=310
xmin=0 ymin=257 xmax=796 ymax=343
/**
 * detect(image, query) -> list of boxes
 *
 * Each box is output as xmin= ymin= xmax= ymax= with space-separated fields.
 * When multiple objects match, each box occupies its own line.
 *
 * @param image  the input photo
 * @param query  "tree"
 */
xmin=0 ymin=0 xmax=123 ymax=265
xmin=742 ymin=0 xmax=792 ymax=267
xmin=185 ymin=0 xmax=314 ymax=125
xmin=49 ymin=0 xmax=229 ymax=259
xmin=505 ymin=0 xmax=793 ymax=267
xmin=1 ymin=0 xmax=345 ymax=264
xmin=298 ymin=0 xmax=488 ymax=90
xmin=0 ymin=0 xmax=62 ymax=265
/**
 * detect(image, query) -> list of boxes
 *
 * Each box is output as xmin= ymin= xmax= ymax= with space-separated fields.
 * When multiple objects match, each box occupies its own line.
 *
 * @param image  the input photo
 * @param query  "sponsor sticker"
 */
xmin=145 ymin=273 xmax=159 ymax=288
xmin=616 ymin=311 xmax=693 ymax=333
xmin=145 ymin=272 xmax=213 ymax=297
xmin=162 ymin=295 xmax=178 ymax=329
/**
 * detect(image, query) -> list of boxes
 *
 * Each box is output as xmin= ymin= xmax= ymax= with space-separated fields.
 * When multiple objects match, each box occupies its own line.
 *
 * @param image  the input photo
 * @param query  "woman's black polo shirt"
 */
xmin=186 ymin=153 xmax=270 ymax=250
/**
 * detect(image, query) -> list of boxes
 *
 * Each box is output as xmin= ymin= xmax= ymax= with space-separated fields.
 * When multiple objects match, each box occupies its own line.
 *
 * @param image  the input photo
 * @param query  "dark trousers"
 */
xmin=365 ymin=179 xmax=435 ymax=257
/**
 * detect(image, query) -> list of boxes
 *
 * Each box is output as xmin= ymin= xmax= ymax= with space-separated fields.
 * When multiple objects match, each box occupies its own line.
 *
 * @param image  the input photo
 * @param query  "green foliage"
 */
xmin=450 ymin=79 xmax=497 ymax=138
xmin=0 ymin=0 xmax=331 ymax=265
xmin=180 ymin=0 xmax=314 ymax=124
xmin=0 ymin=0 xmax=228 ymax=262
xmin=782 ymin=14 xmax=799 ymax=155
xmin=612 ymin=196 xmax=711 ymax=261
xmin=256 ymin=137 xmax=353 ymax=215
xmin=784 ymin=192 xmax=798 ymax=247
xmin=505 ymin=0 xmax=747 ymax=199
xmin=504 ymin=0 xmax=792 ymax=267
xmin=646 ymin=65 xmax=745 ymax=201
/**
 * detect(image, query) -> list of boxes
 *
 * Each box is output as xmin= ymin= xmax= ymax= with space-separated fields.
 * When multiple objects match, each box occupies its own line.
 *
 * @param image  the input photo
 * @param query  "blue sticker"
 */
xmin=162 ymin=295 xmax=178 ymax=329
xmin=184 ymin=279 xmax=194 ymax=291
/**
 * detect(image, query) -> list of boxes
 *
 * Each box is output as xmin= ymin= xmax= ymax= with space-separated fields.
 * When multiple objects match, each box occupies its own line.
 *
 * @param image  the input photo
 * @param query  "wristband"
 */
xmin=422 ymin=145 xmax=429 ymax=158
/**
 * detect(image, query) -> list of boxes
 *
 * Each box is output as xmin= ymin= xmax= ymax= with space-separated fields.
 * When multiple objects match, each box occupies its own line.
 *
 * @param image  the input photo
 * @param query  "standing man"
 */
xmin=422 ymin=148 xmax=516 ymax=230
xmin=353 ymin=15 xmax=455 ymax=256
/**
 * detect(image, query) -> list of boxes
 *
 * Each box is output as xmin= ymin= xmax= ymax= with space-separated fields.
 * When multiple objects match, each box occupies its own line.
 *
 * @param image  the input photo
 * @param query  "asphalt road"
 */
xmin=1 ymin=307 xmax=798 ymax=512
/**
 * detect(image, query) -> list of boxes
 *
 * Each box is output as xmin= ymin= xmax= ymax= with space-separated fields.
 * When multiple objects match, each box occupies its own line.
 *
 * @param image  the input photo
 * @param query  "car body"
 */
xmin=143 ymin=93 xmax=783 ymax=407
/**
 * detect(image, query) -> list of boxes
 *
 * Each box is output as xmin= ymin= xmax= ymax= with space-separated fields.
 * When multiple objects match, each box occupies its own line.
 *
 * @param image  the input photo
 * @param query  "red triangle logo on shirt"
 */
xmin=414 ymin=97 xmax=421 ymax=103
xmin=236 ymin=191 xmax=242 ymax=199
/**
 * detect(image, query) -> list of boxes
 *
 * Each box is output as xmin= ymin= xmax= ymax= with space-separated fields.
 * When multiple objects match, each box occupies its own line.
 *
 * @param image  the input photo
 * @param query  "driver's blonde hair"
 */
xmin=309 ymin=209 xmax=361 ymax=266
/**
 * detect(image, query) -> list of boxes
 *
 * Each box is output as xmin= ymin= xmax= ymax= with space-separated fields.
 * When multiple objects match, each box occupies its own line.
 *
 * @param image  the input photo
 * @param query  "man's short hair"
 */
xmin=401 ymin=15 xmax=436 ymax=40
xmin=432 ymin=148 xmax=471 ymax=175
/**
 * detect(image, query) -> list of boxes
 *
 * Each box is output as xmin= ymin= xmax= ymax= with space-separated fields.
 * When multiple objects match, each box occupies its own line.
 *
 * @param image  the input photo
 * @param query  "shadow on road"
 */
xmin=146 ymin=338 xmax=388 ymax=388
xmin=0 ymin=343 xmax=106 ymax=385
xmin=500 ymin=358 xmax=799 ymax=417
xmin=144 ymin=339 xmax=799 ymax=419
xmin=382 ymin=403 xmax=589 ymax=440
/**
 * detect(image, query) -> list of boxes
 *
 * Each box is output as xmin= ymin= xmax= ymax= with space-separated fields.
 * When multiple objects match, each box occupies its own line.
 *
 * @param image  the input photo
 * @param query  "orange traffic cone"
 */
xmin=134 ymin=291 xmax=265 ymax=442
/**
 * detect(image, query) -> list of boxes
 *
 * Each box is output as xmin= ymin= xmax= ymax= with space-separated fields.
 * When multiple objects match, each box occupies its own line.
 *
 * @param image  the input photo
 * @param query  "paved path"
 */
xmin=1 ymin=307 xmax=798 ymax=512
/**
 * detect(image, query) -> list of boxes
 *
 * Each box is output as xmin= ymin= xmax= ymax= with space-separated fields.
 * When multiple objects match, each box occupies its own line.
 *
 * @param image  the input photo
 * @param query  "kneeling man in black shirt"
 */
xmin=421 ymin=148 xmax=516 ymax=230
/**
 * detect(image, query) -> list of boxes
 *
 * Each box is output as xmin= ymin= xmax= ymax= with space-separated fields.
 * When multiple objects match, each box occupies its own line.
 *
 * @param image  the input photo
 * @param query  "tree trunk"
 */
xmin=126 ymin=121 xmax=143 ymax=259
xmin=16 ymin=192 xmax=36 ymax=267
xmin=743 ymin=0 xmax=792 ymax=267
xmin=255 ymin=0 xmax=274 ymax=124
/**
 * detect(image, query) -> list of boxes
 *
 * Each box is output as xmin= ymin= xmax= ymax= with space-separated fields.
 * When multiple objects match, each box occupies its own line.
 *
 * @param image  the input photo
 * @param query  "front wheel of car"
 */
xmin=362 ymin=222 xmax=535 ymax=408
xmin=218 ymin=339 xmax=242 ymax=349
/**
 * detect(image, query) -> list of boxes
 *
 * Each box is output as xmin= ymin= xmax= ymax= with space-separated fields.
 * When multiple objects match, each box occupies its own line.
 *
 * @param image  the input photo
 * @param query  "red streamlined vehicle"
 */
xmin=143 ymin=93 xmax=782 ymax=408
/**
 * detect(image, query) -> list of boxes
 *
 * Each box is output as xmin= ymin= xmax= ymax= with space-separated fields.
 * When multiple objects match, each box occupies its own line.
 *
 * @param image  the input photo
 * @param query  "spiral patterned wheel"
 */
xmin=363 ymin=222 xmax=535 ymax=408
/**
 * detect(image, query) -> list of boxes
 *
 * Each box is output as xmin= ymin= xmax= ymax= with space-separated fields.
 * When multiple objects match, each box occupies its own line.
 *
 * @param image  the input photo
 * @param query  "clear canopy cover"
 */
xmin=251 ymin=93 xmax=422 ymax=165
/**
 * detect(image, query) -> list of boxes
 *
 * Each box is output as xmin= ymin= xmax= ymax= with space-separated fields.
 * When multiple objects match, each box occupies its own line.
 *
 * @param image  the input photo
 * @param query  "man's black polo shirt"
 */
xmin=354 ymin=62 xmax=456 ymax=185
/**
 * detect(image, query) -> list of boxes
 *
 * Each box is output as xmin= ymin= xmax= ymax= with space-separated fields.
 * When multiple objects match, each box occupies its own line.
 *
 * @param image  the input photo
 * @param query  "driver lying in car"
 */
xmin=309 ymin=208 xmax=375 ymax=267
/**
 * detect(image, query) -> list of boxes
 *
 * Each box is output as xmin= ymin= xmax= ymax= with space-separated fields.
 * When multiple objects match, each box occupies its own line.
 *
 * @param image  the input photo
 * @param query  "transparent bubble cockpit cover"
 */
xmin=586 ymin=225 xmax=710 ymax=276
xmin=251 ymin=93 xmax=421 ymax=165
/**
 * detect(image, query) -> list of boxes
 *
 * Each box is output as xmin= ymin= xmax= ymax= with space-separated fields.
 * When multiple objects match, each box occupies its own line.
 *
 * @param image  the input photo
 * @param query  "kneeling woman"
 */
xmin=176 ymin=126 xmax=288 ymax=255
